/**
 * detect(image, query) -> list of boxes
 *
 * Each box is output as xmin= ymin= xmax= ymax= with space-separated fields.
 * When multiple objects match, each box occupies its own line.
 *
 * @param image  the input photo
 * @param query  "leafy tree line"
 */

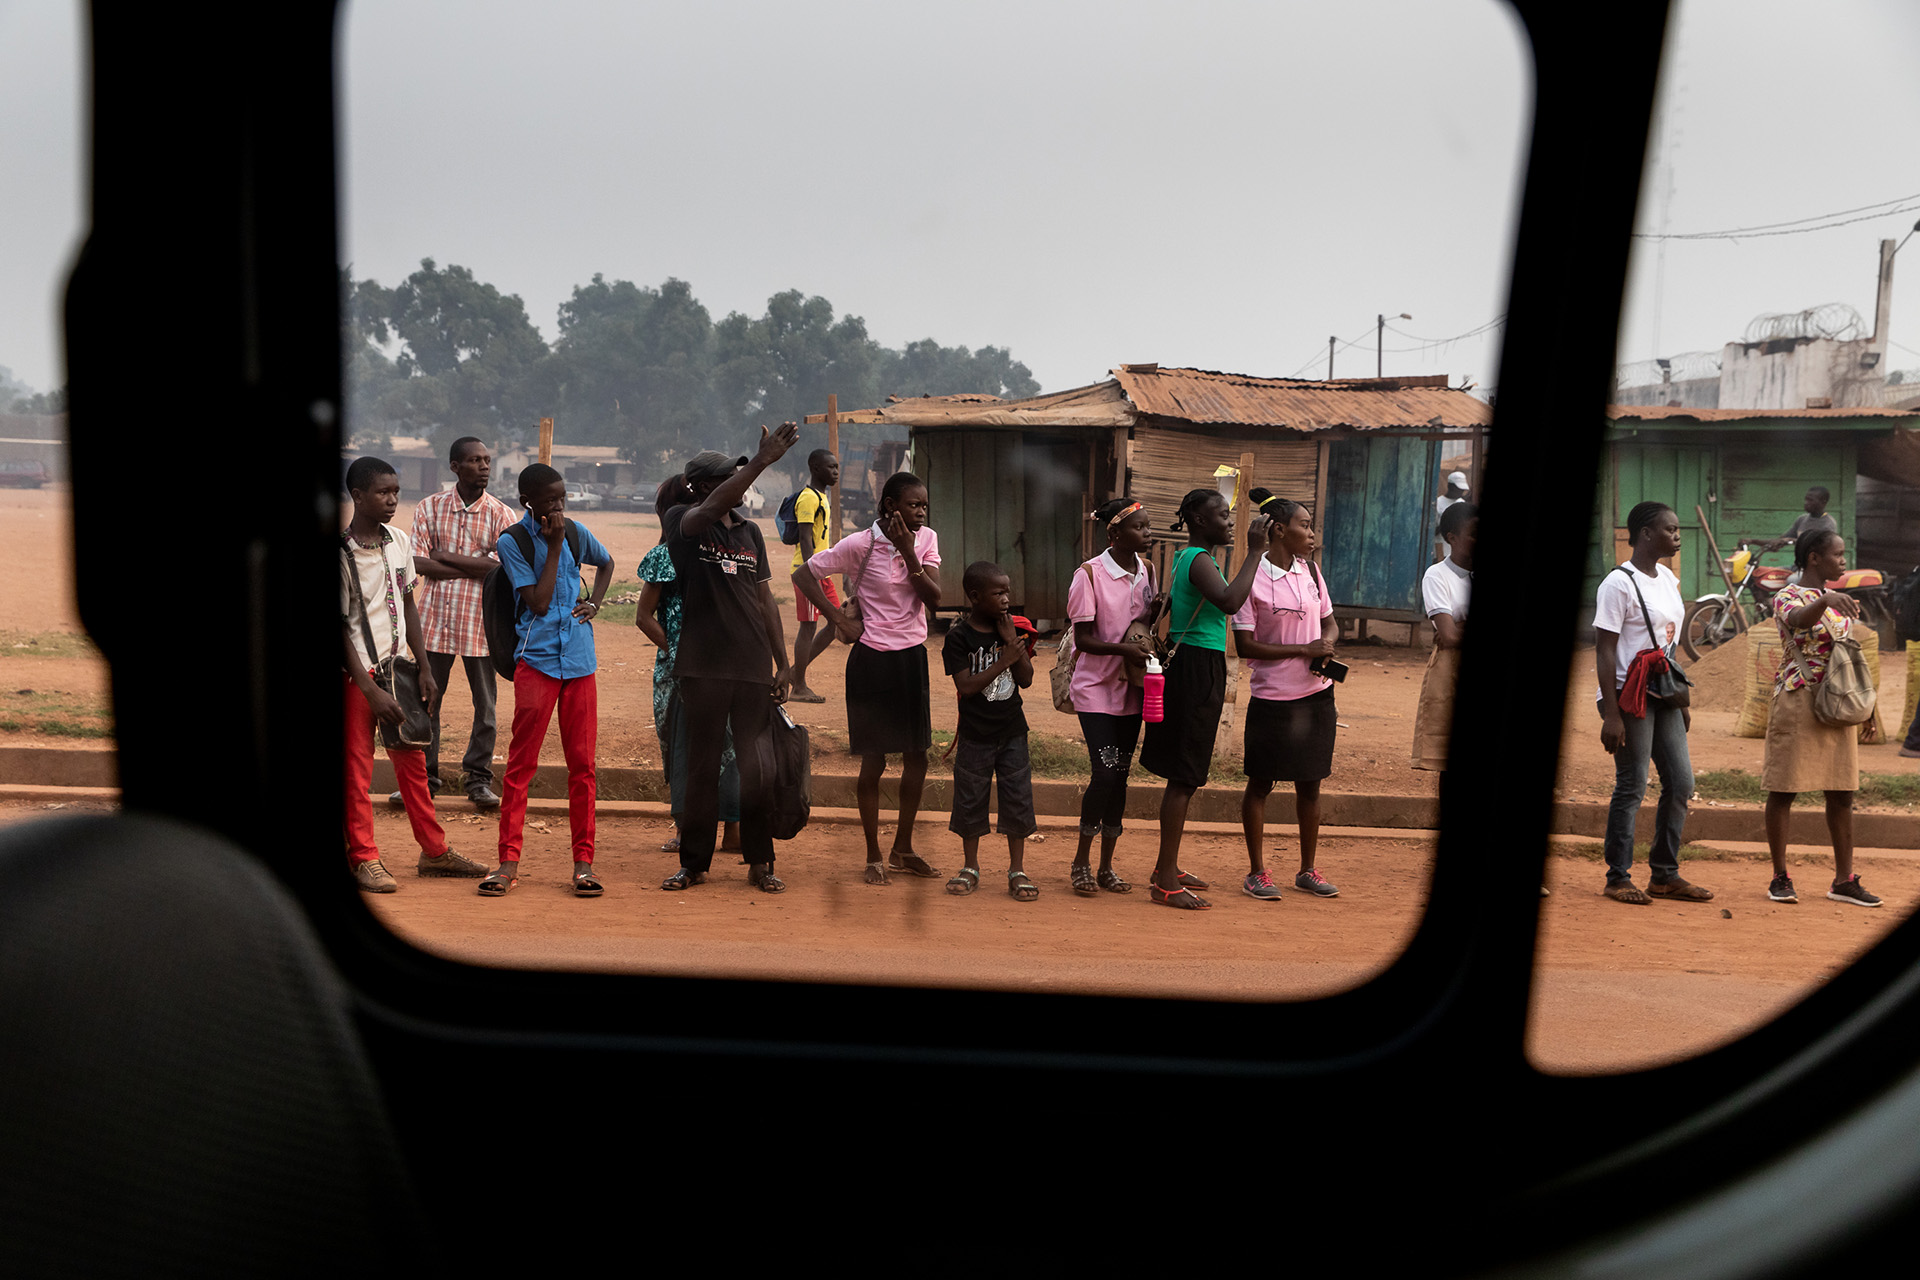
xmin=343 ymin=260 xmax=1041 ymax=476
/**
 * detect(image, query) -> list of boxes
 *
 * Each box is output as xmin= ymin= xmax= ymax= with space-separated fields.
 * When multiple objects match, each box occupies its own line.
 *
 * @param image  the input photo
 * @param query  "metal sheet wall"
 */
xmin=1128 ymin=425 xmax=1320 ymax=543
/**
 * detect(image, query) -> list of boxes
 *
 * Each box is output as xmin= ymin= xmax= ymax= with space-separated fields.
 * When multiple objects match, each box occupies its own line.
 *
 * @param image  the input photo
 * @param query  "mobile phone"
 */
xmin=1314 ymin=657 xmax=1349 ymax=683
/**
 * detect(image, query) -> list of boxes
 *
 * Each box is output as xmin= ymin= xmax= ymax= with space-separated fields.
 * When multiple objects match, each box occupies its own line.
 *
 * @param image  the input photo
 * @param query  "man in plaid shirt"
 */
xmin=400 ymin=436 xmax=520 ymax=809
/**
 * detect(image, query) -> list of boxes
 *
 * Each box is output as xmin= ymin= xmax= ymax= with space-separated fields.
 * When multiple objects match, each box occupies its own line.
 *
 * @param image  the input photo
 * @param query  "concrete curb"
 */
xmin=2 ymin=746 xmax=1914 ymax=848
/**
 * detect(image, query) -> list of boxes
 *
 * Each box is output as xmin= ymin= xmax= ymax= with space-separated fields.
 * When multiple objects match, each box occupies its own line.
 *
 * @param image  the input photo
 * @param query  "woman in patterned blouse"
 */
xmin=1762 ymin=527 xmax=1879 ymax=907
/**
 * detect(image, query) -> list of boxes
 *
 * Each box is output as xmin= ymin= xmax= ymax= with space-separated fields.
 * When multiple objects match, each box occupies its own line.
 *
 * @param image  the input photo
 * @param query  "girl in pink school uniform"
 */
xmin=1066 ymin=498 xmax=1166 ymax=896
xmin=793 ymin=472 xmax=944 ymax=885
xmin=1233 ymin=491 xmax=1341 ymax=901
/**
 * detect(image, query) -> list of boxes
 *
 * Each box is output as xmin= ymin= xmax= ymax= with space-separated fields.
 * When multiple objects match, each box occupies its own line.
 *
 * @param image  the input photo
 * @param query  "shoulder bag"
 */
xmin=1612 ymin=564 xmax=1692 ymax=718
xmin=1784 ymin=602 xmax=1877 ymax=728
xmin=344 ymin=534 xmax=434 ymax=749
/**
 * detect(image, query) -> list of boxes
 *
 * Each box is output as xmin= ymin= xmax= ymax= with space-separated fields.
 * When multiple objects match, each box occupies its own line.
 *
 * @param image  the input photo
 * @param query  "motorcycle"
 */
xmin=1680 ymin=542 xmax=1890 ymax=663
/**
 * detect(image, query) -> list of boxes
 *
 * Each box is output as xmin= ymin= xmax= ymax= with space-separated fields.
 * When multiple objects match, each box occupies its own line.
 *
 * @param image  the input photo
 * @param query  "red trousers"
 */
xmin=344 ymin=673 xmax=448 ymax=865
xmin=497 ymin=664 xmax=597 ymax=863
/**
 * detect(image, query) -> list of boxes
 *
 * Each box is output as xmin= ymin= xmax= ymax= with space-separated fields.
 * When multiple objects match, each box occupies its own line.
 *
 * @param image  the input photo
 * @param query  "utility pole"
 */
xmin=1328 ymin=335 xmax=1336 ymax=380
xmin=1378 ymin=313 xmax=1411 ymax=378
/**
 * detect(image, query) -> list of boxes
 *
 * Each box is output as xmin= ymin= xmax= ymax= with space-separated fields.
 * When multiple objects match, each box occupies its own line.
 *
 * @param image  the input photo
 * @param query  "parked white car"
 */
xmin=562 ymin=484 xmax=602 ymax=510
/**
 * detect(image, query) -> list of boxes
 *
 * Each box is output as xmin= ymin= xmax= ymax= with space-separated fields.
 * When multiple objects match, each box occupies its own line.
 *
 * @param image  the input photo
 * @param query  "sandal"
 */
xmin=476 ymin=868 xmax=518 ymax=897
xmin=888 ymin=851 xmax=942 ymax=879
xmin=1070 ymin=864 xmax=1099 ymax=897
xmin=865 ymin=861 xmax=891 ymax=886
xmin=659 ymin=836 xmax=682 ymax=853
xmin=661 ymin=869 xmax=701 ymax=891
xmin=1175 ymin=869 xmax=1210 ymax=890
xmin=947 ymin=867 xmax=980 ymax=896
xmin=788 ymin=690 xmax=827 ymax=704
xmin=1150 ymin=882 xmax=1211 ymax=910
xmin=1097 ymin=867 xmax=1132 ymax=894
xmin=748 ymin=863 xmax=787 ymax=894
xmin=1008 ymin=870 xmax=1039 ymax=902
xmin=1604 ymin=882 xmax=1651 ymax=905
xmin=1647 ymin=877 xmax=1714 ymax=902
xmin=572 ymin=870 xmax=604 ymax=898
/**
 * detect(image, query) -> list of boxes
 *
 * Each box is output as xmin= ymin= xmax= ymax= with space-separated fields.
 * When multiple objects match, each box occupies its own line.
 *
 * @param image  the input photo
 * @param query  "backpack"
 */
xmin=766 ymin=703 xmax=812 ymax=839
xmin=774 ymin=486 xmax=816 ymax=546
xmin=1786 ymin=624 xmax=1878 ymax=728
xmin=482 ymin=521 xmax=586 ymax=682
xmin=1050 ymin=564 xmax=1097 ymax=713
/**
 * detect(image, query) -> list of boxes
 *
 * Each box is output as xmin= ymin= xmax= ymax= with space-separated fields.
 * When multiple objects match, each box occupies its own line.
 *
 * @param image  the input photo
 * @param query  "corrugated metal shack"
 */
xmin=1594 ymin=405 xmax=1920 ymax=606
xmin=838 ymin=366 xmax=1491 ymax=628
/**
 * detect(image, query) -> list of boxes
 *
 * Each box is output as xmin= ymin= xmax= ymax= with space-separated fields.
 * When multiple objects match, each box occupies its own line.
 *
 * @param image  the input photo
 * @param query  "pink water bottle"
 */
xmin=1143 ymin=655 xmax=1165 ymax=723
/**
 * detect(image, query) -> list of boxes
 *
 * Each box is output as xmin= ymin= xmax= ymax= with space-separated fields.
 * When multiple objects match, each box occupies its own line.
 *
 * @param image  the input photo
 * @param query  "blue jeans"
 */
xmin=1602 ymin=699 xmax=1693 ymax=885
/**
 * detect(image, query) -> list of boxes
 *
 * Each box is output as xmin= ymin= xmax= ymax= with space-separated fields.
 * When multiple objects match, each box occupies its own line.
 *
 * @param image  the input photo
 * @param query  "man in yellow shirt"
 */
xmin=789 ymin=448 xmax=841 ymax=702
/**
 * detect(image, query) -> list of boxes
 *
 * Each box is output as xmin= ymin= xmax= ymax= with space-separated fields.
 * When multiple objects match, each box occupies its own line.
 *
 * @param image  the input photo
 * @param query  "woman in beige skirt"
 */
xmin=1763 ymin=528 xmax=1880 ymax=907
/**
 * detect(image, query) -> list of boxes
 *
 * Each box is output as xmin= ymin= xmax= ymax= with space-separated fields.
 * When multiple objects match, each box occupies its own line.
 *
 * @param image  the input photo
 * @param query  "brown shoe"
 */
xmin=417 ymin=847 xmax=488 ymax=878
xmin=1648 ymin=876 xmax=1714 ymax=902
xmin=351 ymin=859 xmax=398 ymax=893
xmin=1604 ymin=881 xmax=1651 ymax=905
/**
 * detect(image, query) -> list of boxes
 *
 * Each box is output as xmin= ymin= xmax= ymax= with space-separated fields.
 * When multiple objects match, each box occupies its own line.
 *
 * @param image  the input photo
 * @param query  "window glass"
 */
xmin=0 ymin=5 xmax=114 ymax=831
xmin=337 ymin=0 xmax=1530 ymax=997
xmin=1532 ymin=0 xmax=1920 ymax=1072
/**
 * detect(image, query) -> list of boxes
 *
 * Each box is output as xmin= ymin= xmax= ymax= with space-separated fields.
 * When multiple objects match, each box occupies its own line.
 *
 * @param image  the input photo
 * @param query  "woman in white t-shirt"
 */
xmin=1593 ymin=501 xmax=1712 ymax=905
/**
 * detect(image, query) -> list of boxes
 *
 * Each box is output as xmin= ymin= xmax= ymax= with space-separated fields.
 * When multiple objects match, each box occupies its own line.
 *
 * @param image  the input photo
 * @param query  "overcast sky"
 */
xmin=3 ymin=1 xmax=1918 ymax=401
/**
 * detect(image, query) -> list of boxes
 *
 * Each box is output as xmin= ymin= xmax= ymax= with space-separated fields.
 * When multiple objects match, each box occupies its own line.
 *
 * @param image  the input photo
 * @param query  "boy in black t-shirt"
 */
xmin=941 ymin=561 xmax=1039 ymax=901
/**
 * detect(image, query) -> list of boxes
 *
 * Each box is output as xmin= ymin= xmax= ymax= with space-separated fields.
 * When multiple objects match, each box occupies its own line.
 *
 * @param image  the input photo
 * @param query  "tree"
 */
xmin=377 ymin=259 xmax=549 ymax=448
xmin=541 ymin=274 xmax=718 ymax=467
xmin=713 ymin=290 xmax=882 ymax=454
xmin=339 ymin=268 xmax=402 ymax=449
xmin=875 ymin=339 xmax=1039 ymax=401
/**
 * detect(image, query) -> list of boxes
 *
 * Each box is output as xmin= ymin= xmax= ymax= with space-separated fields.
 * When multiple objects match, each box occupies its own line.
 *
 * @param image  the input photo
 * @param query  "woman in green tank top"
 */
xmin=1139 ymin=487 xmax=1269 ymax=908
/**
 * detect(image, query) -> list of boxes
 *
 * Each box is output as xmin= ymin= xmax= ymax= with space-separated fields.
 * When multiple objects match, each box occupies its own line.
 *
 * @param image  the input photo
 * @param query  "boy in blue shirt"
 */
xmin=480 ymin=463 xmax=615 ymax=898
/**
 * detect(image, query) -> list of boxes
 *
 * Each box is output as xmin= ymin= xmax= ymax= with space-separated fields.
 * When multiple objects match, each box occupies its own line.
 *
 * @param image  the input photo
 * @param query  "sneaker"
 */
xmin=417 ymin=847 xmax=488 ymax=878
xmin=1243 ymin=870 xmax=1284 ymax=901
xmin=386 ymin=791 xmax=405 ymax=810
xmin=1828 ymin=875 xmax=1882 ymax=908
xmin=1768 ymin=874 xmax=1798 ymax=903
xmin=351 ymin=859 xmax=397 ymax=893
xmin=468 ymin=785 xmax=501 ymax=810
xmin=1295 ymin=868 xmax=1339 ymax=898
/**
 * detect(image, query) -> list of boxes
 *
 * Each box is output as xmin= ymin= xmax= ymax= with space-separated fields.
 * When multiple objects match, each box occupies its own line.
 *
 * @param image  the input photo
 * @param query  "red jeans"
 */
xmin=497 ymin=664 xmax=597 ymax=863
xmin=344 ymin=673 xmax=448 ymax=865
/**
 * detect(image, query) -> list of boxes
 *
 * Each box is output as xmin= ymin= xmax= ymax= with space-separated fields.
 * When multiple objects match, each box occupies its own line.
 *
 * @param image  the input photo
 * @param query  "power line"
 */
xmin=1382 ymin=315 xmax=1507 ymax=347
xmin=1633 ymin=192 xmax=1920 ymax=242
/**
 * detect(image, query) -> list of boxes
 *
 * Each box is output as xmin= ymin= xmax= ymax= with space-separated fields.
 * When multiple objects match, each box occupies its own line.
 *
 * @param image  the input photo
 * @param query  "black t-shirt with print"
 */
xmin=942 ymin=620 xmax=1028 ymax=744
xmin=661 ymin=506 xmax=774 ymax=684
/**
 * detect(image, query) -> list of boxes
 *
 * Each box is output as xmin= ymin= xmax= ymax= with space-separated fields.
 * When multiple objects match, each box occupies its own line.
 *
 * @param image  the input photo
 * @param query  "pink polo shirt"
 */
xmin=805 ymin=523 xmax=942 ymax=652
xmin=1066 ymin=550 xmax=1155 ymax=716
xmin=1232 ymin=554 xmax=1334 ymax=702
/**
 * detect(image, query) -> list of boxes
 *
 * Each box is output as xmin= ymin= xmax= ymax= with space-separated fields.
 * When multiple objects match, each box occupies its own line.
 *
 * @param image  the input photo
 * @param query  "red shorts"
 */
xmin=796 ymin=574 xmax=840 ymax=623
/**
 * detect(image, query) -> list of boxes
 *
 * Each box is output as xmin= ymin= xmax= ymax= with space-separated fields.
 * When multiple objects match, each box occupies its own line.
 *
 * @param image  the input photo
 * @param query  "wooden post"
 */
xmin=1080 ymin=489 xmax=1092 ymax=565
xmin=1226 ymin=449 xmax=1256 ymax=576
xmin=826 ymin=393 xmax=841 ymax=545
xmin=1313 ymin=438 xmax=1332 ymax=565
xmin=538 ymin=417 xmax=554 ymax=467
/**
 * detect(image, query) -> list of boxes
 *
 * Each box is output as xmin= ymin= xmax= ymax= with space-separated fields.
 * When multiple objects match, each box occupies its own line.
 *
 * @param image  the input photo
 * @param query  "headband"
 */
xmin=1107 ymin=501 xmax=1143 ymax=527
xmin=1257 ymin=494 xmax=1288 ymax=513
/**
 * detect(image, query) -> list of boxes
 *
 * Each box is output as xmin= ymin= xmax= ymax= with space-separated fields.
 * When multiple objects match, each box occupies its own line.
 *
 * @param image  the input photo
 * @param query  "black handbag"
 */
xmin=1614 ymin=564 xmax=1693 ymax=709
xmin=344 ymin=534 xmax=434 ymax=749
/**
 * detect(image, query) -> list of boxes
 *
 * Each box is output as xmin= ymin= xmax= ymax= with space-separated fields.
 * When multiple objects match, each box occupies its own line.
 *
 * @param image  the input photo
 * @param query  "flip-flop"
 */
xmin=477 ymin=868 xmax=518 ymax=897
xmin=1150 ymin=883 xmax=1211 ymax=910
xmin=1604 ymin=882 xmax=1651 ymax=905
xmin=572 ymin=870 xmax=604 ymax=898
xmin=946 ymin=867 xmax=980 ymax=896
xmin=865 ymin=862 xmax=891 ymax=885
xmin=788 ymin=691 xmax=827 ymax=704
xmin=889 ymin=852 xmax=942 ymax=878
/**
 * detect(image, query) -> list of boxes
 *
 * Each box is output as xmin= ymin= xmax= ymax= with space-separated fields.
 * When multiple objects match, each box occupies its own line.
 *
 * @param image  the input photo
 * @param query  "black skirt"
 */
xmin=1139 ymin=645 xmax=1226 ymax=788
xmin=845 ymin=641 xmax=932 ymax=755
xmin=1243 ymin=687 xmax=1337 ymax=783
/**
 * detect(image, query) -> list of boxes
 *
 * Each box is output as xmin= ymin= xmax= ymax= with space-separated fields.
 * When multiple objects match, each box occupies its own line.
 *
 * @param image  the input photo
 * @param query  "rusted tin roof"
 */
xmin=1112 ymin=366 xmax=1491 ymax=430
xmin=878 ymin=380 xmax=1134 ymax=429
xmin=1607 ymin=404 xmax=1920 ymax=423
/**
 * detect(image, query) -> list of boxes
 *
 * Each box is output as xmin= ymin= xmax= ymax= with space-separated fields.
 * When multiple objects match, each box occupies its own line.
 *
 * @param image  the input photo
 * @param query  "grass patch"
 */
xmin=33 ymin=718 xmax=113 ymax=739
xmin=1694 ymin=769 xmax=1767 ymax=803
xmin=1859 ymin=773 xmax=1920 ymax=808
xmin=0 ymin=630 xmax=98 ymax=659
xmin=1558 ymin=840 xmax=1763 ymax=863
xmin=592 ymin=579 xmax=641 ymax=627
xmin=0 ymin=688 xmax=114 ymax=738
